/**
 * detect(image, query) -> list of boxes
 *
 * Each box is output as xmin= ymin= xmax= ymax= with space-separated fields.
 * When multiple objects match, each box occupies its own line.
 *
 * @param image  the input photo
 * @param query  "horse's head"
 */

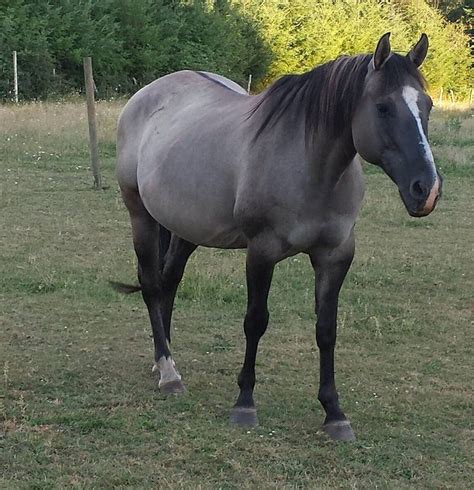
xmin=352 ymin=33 xmax=442 ymax=217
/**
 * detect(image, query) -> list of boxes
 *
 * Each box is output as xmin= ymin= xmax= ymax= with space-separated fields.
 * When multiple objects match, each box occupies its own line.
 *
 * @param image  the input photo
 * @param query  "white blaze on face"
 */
xmin=402 ymin=85 xmax=440 ymax=214
xmin=152 ymin=356 xmax=182 ymax=387
xmin=401 ymin=85 xmax=436 ymax=177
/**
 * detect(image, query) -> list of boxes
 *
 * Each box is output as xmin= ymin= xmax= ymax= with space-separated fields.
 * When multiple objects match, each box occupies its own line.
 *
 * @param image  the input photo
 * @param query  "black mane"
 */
xmin=251 ymin=53 xmax=426 ymax=140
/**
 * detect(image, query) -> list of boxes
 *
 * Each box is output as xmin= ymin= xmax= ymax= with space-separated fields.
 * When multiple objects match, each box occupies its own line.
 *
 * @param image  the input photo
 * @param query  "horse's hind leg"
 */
xmin=160 ymin=234 xmax=197 ymax=342
xmin=158 ymin=225 xmax=172 ymax=274
xmin=122 ymin=190 xmax=186 ymax=395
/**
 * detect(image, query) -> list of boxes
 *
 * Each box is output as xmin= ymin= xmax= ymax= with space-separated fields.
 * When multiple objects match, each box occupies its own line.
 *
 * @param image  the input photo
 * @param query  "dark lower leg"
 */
xmin=128 ymin=206 xmax=183 ymax=392
xmin=134 ymin=231 xmax=165 ymax=362
xmin=139 ymin=260 xmax=185 ymax=393
xmin=235 ymin=305 xmax=270 ymax=408
xmin=310 ymin=236 xmax=355 ymax=435
xmin=159 ymin=236 xmax=197 ymax=342
xmin=139 ymin=267 xmax=169 ymax=362
xmin=316 ymin=307 xmax=345 ymax=423
xmin=231 ymin=250 xmax=274 ymax=424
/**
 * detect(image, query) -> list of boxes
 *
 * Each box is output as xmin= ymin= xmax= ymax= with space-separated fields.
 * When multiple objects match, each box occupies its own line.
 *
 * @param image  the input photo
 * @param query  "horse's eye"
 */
xmin=376 ymin=103 xmax=390 ymax=115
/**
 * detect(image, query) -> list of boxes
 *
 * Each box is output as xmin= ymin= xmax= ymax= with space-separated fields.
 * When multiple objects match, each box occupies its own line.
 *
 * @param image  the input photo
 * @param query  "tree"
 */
xmin=0 ymin=0 xmax=471 ymax=100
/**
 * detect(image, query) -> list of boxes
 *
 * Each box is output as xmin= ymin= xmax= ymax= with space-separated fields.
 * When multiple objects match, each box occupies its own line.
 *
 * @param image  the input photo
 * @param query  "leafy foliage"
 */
xmin=0 ymin=0 xmax=471 ymax=100
xmin=238 ymin=0 xmax=473 ymax=97
xmin=0 ymin=0 xmax=270 ymax=99
xmin=426 ymin=0 xmax=472 ymax=23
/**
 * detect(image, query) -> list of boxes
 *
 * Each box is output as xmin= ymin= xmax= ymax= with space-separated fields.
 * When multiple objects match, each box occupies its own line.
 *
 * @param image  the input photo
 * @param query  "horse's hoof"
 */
xmin=229 ymin=407 xmax=258 ymax=428
xmin=322 ymin=420 xmax=355 ymax=441
xmin=159 ymin=379 xmax=187 ymax=395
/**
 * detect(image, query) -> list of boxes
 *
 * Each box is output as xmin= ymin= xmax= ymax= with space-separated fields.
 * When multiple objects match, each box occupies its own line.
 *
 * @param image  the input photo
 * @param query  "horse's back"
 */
xmin=197 ymin=71 xmax=248 ymax=95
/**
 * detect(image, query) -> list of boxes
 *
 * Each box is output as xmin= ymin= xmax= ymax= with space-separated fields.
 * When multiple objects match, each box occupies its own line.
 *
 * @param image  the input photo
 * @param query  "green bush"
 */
xmin=0 ymin=1 xmax=55 ymax=99
xmin=0 ymin=0 xmax=471 ymax=100
xmin=0 ymin=0 xmax=270 ymax=99
xmin=237 ymin=0 xmax=472 ymax=96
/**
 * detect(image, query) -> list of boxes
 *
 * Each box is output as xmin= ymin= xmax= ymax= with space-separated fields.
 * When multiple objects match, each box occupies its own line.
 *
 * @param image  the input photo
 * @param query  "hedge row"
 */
xmin=0 ymin=0 xmax=471 ymax=100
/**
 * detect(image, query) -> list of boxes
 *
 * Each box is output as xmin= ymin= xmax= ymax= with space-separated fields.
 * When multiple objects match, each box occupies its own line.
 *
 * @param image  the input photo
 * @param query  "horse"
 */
xmin=114 ymin=33 xmax=442 ymax=441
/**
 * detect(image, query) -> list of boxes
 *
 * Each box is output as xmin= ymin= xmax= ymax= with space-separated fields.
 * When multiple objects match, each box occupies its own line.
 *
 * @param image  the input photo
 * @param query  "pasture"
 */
xmin=1 ymin=100 xmax=472 ymax=488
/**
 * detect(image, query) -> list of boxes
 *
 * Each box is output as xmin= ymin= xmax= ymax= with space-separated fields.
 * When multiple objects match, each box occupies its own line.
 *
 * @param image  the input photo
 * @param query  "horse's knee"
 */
xmin=162 ymin=266 xmax=182 ymax=290
xmin=139 ymin=275 xmax=162 ymax=301
xmin=316 ymin=321 xmax=336 ymax=350
xmin=244 ymin=306 xmax=269 ymax=338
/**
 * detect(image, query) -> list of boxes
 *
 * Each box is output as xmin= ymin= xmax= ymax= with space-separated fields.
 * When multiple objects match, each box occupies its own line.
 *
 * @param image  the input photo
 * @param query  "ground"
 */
xmin=0 ymin=100 xmax=472 ymax=488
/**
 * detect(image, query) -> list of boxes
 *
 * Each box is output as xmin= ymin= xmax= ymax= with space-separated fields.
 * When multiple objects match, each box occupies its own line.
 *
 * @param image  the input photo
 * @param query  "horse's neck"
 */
xmin=270 ymin=97 xmax=357 ymax=189
xmin=309 ymin=128 xmax=357 ymax=189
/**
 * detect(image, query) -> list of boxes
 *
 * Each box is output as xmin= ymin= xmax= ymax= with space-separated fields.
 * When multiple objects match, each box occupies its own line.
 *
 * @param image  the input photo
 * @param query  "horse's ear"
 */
xmin=373 ymin=32 xmax=391 ymax=70
xmin=407 ymin=33 xmax=429 ymax=68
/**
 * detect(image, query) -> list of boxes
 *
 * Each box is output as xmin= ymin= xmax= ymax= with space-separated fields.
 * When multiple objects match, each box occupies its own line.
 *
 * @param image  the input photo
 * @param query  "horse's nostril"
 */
xmin=410 ymin=180 xmax=428 ymax=200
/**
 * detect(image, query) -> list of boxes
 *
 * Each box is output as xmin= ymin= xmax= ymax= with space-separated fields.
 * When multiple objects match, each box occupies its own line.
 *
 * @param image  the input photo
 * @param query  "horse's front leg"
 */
xmin=309 ymin=233 xmax=355 ymax=441
xmin=230 ymin=243 xmax=275 ymax=427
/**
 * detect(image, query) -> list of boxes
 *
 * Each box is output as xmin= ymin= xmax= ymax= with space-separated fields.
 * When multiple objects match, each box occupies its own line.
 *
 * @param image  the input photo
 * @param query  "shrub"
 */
xmin=0 ymin=0 xmax=471 ymax=100
xmin=236 ymin=0 xmax=472 ymax=97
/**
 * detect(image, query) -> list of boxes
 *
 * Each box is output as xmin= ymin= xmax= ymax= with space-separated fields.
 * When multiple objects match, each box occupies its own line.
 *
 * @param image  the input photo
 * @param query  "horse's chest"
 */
xmin=286 ymin=214 xmax=354 ymax=252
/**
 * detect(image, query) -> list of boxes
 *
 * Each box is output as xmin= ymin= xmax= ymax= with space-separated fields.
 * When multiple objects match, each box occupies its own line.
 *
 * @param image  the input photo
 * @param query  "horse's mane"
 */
xmin=250 ymin=53 xmax=426 ymax=140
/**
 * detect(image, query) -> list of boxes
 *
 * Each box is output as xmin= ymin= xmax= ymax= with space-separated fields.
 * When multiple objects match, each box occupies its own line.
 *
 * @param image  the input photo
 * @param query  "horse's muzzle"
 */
xmin=408 ymin=175 xmax=442 ymax=217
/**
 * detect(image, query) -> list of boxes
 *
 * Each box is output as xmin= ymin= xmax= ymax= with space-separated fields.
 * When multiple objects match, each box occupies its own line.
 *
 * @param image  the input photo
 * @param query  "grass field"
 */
xmin=1 ymin=100 xmax=473 ymax=488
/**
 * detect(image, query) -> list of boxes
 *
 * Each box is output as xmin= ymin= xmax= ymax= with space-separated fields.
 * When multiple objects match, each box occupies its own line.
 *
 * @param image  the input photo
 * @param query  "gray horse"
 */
xmin=115 ymin=33 xmax=441 ymax=441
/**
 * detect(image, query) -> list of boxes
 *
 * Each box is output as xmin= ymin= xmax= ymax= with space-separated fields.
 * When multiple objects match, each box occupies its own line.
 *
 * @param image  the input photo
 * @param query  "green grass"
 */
xmin=1 ymin=102 xmax=473 ymax=488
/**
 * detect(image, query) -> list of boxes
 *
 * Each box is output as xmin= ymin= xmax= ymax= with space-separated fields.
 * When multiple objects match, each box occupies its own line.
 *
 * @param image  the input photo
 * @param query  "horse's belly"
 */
xmin=188 ymin=227 xmax=247 ymax=249
xmin=138 ymin=160 xmax=247 ymax=248
xmin=154 ymin=205 xmax=247 ymax=248
xmin=151 ymin=209 xmax=246 ymax=249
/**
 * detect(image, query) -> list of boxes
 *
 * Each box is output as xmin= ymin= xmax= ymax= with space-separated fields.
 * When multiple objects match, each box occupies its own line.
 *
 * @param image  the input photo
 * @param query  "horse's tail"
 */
xmin=110 ymin=224 xmax=172 ymax=295
xmin=109 ymin=281 xmax=141 ymax=294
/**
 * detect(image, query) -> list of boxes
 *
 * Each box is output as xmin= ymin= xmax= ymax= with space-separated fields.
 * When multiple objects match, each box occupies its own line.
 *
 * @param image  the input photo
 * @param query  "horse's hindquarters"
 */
xmin=136 ymin=129 xmax=247 ymax=248
xmin=128 ymin=74 xmax=251 ymax=249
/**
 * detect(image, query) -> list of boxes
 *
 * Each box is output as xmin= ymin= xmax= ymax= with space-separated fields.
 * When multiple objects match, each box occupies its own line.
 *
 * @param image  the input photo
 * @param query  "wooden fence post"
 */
xmin=83 ymin=57 xmax=102 ymax=190
xmin=13 ymin=51 xmax=18 ymax=104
